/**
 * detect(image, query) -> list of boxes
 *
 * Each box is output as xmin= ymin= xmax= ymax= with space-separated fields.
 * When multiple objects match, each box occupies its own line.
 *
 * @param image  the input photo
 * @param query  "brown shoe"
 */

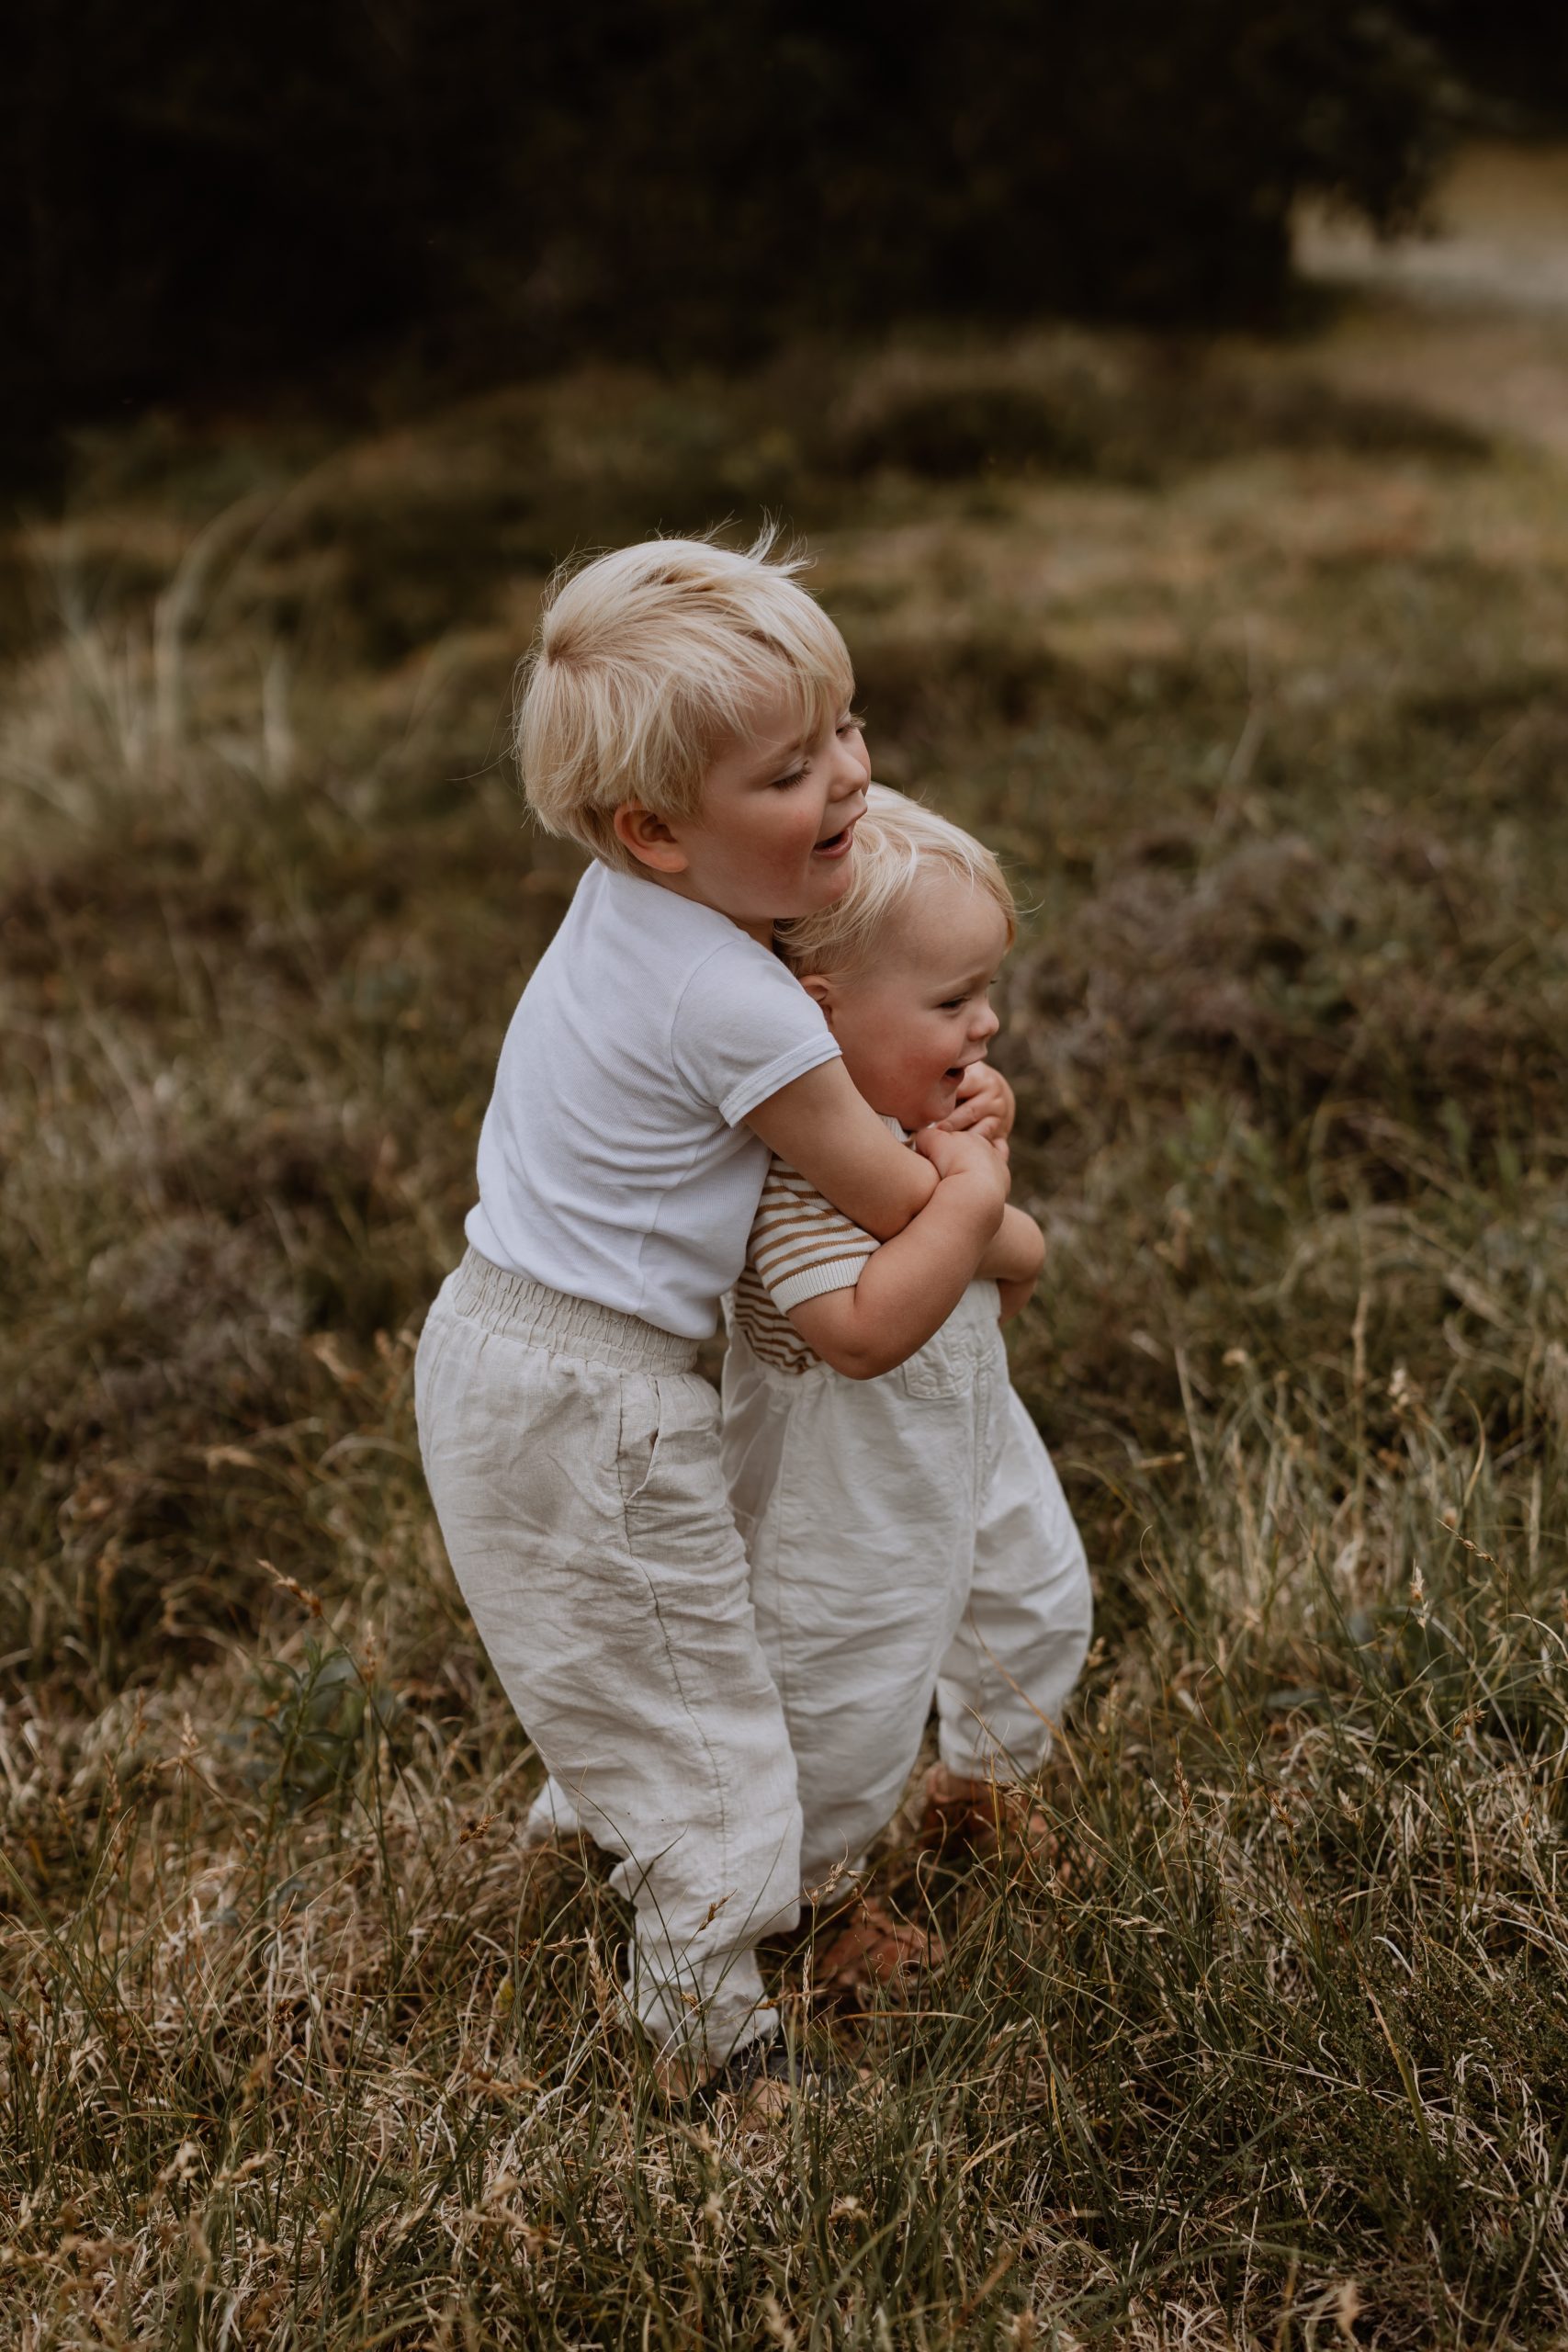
xmin=918 ymin=1764 xmax=1057 ymax=1861
xmin=814 ymin=1894 xmax=944 ymax=2002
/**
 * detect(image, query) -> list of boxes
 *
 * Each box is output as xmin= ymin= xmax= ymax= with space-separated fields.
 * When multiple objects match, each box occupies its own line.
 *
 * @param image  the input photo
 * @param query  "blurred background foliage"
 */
xmin=9 ymin=0 xmax=1564 ymax=436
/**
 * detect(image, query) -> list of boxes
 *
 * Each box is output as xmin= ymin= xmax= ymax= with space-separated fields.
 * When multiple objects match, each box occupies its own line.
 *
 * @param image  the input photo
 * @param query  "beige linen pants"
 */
xmin=414 ymin=1250 xmax=802 ymax=2068
xmin=720 ymin=1281 xmax=1092 ymax=1890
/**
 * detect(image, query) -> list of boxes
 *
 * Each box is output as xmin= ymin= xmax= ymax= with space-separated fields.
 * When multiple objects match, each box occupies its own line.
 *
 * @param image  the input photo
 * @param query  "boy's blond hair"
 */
xmin=516 ymin=531 xmax=856 ymax=874
xmin=775 ymin=785 xmax=1017 ymax=977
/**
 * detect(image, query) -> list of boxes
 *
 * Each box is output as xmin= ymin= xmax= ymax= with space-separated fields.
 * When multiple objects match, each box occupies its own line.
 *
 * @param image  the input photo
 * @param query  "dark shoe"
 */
xmin=700 ymin=2032 xmax=855 ymax=2117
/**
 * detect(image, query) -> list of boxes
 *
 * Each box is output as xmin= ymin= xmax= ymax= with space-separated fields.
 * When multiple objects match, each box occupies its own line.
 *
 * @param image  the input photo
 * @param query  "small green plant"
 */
xmin=232 ymin=1639 xmax=406 ymax=1810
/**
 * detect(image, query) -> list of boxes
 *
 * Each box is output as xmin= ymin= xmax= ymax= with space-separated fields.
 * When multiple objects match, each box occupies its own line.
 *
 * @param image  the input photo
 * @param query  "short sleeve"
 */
xmin=670 ymin=939 xmax=840 ymax=1127
xmin=750 ymin=1159 xmax=876 ymax=1310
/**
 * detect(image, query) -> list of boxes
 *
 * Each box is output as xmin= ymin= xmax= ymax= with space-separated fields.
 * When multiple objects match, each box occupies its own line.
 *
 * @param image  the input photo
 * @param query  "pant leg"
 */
xmin=936 ymin=1382 xmax=1092 ymax=1781
xmin=723 ymin=1304 xmax=986 ymax=1893
xmin=522 ymin=1773 xmax=581 ymax=1847
xmin=416 ymin=1277 xmax=801 ymax=2069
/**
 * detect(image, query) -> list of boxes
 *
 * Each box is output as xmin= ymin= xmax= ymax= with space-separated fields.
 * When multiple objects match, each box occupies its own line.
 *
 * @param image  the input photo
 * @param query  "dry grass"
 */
xmin=3 ymin=322 xmax=1567 ymax=2346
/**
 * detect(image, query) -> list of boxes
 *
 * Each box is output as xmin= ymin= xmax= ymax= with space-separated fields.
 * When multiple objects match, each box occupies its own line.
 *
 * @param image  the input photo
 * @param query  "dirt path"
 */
xmin=1293 ymin=141 xmax=1568 ymax=458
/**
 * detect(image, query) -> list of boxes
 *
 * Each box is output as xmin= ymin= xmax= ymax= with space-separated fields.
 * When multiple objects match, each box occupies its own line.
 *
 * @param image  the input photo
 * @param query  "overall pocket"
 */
xmin=895 ymin=1329 xmax=971 ymax=1402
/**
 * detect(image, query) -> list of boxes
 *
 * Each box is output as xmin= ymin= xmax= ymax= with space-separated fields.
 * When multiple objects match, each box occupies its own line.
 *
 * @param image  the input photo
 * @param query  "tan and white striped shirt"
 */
xmin=729 ymin=1116 xmax=906 ymax=1374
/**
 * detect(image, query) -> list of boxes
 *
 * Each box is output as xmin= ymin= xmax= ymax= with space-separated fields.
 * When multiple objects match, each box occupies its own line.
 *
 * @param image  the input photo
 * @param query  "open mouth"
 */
xmin=808 ymin=828 xmax=860 ymax=865
xmin=818 ymin=804 xmax=864 ymax=860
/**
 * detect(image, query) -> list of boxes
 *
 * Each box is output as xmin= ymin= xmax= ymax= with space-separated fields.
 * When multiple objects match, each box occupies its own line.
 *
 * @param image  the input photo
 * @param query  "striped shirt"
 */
xmin=729 ymin=1116 xmax=906 ymax=1374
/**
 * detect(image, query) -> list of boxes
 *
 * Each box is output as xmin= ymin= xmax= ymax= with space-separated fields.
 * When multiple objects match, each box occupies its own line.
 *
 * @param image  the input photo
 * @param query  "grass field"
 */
xmin=4 ymin=292 xmax=1568 ymax=2346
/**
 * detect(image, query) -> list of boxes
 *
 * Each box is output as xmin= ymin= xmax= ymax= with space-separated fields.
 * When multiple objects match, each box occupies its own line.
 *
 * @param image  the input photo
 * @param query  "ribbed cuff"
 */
xmin=770 ymin=1251 xmax=874 ymax=1311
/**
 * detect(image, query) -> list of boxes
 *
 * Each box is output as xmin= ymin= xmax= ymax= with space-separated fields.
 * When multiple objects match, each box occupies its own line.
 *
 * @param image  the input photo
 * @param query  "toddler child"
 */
xmin=721 ymin=786 xmax=1092 ymax=1951
xmin=414 ymin=538 xmax=1010 ymax=2098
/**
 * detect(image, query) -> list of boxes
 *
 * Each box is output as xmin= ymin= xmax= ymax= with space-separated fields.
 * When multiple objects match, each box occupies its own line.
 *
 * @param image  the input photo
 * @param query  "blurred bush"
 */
xmin=1406 ymin=0 xmax=1568 ymax=127
xmin=3 ymin=0 xmax=1457 ymax=430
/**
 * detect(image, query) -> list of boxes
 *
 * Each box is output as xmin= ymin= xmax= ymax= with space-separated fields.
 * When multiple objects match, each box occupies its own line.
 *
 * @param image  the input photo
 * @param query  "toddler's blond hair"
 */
xmin=516 ymin=531 xmax=855 ymax=873
xmin=776 ymin=785 xmax=1016 ymax=977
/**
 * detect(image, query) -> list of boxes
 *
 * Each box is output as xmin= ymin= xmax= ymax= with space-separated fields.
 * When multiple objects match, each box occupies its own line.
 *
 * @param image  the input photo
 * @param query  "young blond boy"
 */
xmin=721 ymin=788 xmax=1092 ymax=1953
xmin=414 ymin=539 xmax=1010 ymax=2095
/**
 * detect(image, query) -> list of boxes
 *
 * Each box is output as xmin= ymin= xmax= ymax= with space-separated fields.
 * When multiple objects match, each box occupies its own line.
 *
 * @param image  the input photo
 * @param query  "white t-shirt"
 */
xmin=465 ymin=864 xmax=841 ymax=1338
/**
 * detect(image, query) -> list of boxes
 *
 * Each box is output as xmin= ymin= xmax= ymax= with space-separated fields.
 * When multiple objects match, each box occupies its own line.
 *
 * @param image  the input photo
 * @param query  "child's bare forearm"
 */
xmin=788 ymin=1170 xmax=1005 ymax=1379
xmin=976 ymin=1205 xmax=1044 ymax=1288
xmin=746 ymin=1060 xmax=936 ymax=1238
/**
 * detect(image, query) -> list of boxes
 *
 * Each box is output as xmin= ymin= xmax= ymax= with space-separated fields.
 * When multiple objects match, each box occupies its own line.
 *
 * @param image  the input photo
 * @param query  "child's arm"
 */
xmin=978 ymin=1204 xmax=1046 ymax=1322
xmin=946 ymin=1071 xmax=1039 ymax=1317
xmin=785 ymin=1127 xmax=1010 ymax=1379
xmin=745 ymin=1061 xmax=938 ymax=1239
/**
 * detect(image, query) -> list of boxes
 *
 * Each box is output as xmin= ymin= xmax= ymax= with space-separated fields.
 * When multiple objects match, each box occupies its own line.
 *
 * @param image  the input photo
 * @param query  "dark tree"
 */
xmin=2 ymin=0 xmax=1459 ymax=430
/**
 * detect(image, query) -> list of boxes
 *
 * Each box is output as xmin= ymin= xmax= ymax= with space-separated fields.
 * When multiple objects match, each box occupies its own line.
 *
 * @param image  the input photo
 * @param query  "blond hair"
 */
xmin=775 ymin=785 xmax=1016 ymax=977
xmin=515 ymin=531 xmax=855 ymax=873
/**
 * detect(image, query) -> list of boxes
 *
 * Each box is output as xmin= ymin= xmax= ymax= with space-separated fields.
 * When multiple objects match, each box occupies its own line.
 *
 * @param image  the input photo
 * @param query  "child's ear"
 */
xmin=798 ymin=974 xmax=836 ymax=1028
xmin=613 ymin=802 xmax=688 ymax=875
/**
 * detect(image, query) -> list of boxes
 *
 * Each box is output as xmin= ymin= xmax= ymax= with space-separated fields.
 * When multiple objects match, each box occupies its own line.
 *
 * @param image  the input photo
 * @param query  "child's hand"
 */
xmin=914 ymin=1123 xmax=1010 ymax=1214
xmin=942 ymin=1064 xmax=1015 ymax=1142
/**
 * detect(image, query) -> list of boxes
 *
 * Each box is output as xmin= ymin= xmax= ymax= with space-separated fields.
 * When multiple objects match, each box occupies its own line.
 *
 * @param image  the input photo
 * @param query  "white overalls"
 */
xmin=720 ymin=1276 xmax=1092 ymax=1889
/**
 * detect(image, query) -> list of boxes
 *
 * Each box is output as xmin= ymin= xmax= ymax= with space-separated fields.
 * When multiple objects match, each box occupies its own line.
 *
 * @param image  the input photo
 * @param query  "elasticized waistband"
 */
xmin=445 ymin=1250 xmax=700 ymax=1374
